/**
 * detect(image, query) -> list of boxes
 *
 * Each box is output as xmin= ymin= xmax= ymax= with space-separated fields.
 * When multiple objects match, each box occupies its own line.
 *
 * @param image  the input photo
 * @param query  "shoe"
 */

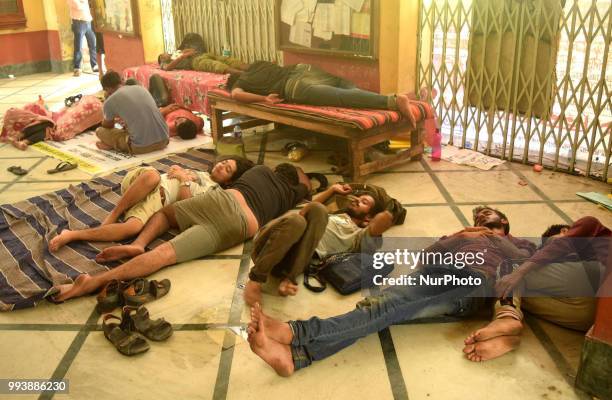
xmin=73 ymin=69 xmax=81 ymax=77
xmin=92 ymin=65 xmax=99 ymax=73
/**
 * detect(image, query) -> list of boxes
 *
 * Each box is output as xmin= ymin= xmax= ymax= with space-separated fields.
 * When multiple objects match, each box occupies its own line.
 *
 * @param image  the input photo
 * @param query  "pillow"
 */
xmin=50 ymin=95 xmax=103 ymax=141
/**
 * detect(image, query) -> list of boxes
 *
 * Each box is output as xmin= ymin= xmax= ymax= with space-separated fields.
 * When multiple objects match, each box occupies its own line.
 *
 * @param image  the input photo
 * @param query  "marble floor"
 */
xmin=0 ymin=72 xmax=610 ymax=400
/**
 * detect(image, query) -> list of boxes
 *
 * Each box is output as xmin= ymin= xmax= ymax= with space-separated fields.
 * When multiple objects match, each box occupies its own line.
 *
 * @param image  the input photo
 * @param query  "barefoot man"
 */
xmin=52 ymin=164 xmax=310 ymax=302
xmin=49 ymin=156 xmax=253 ymax=252
xmin=246 ymin=206 xmax=536 ymax=376
xmin=244 ymin=182 xmax=402 ymax=305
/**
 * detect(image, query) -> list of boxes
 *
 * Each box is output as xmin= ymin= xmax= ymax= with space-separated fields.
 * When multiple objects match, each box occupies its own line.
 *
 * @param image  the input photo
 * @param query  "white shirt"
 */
xmin=68 ymin=0 xmax=93 ymax=21
xmin=160 ymin=171 xmax=218 ymax=204
xmin=315 ymin=213 xmax=366 ymax=258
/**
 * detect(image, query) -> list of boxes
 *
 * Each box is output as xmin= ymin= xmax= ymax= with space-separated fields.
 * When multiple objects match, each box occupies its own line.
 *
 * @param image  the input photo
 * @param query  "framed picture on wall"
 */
xmin=0 ymin=0 xmax=26 ymax=29
xmin=90 ymin=0 xmax=140 ymax=37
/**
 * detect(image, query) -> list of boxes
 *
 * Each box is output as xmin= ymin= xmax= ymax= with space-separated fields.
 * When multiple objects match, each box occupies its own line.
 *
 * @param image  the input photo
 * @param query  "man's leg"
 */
xmin=95 ymin=204 xmax=178 ymax=262
xmin=84 ymin=22 xmax=98 ymax=70
xmin=244 ymin=213 xmax=308 ymax=306
xmin=104 ymin=168 xmax=161 ymax=225
xmin=95 ymin=127 xmax=130 ymax=153
xmin=274 ymin=203 xmax=328 ymax=295
xmin=53 ymin=241 xmax=177 ymax=302
xmin=49 ymin=218 xmax=143 ymax=252
xmin=72 ymin=20 xmax=85 ymax=73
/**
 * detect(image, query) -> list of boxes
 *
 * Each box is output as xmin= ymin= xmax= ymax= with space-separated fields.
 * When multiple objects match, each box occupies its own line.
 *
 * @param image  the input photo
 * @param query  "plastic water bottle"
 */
xmin=431 ymin=129 xmax=442 ymax=161
xmin=233 ymin=125 xmax=242 ymax=138
xmin=222 ymin=47 xmax=231 ymax=57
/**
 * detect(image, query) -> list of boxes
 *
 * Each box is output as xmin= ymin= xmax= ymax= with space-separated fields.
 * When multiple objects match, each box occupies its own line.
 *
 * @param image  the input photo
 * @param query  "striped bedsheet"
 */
xmin=0 ymin=149 xmax=215 ymax=311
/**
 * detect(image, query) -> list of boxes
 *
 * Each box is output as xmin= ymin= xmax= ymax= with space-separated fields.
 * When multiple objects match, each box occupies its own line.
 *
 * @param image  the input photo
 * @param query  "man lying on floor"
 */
xmin=464 ymin=216 xmax=611 ymax=361
xmin=49 ymin=156 xmax=253 ymax=252
xmin=244 ymin=182 xmax=405 ymax=306
xmin=245 ymin=206 xmax=537 ymax=376
xmin=52 ymin=163 xmax=311 ymax=302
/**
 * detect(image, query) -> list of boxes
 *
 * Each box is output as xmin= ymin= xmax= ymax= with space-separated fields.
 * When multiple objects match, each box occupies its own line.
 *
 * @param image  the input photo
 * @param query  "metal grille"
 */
xmin=417 ymin=0 xmax=612 ymax=180
xmin=170 ymin=0 xmax=280 ymax=64
xmin=160 ymin=0 xmax=176 ymax=53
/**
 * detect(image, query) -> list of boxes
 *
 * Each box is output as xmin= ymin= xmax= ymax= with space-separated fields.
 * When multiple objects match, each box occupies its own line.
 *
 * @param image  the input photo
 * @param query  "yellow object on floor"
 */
xmin=388 ymin=139 xmax=411 ymax=149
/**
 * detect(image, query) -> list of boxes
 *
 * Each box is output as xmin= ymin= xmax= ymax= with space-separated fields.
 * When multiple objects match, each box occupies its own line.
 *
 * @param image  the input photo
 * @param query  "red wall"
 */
xmin=0 ymin=30 xmax=62 ymax=66
xmin=283 ymin=51 xmax=380 ymax=93
xmin=103 ymin=33 xmax=145 ymax=74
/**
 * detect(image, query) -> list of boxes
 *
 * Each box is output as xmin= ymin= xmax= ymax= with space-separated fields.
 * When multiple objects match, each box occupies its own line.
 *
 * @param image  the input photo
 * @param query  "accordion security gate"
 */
xmin=417 ymin=0 xmax=611 ymax=180
xmin=161 ymin=0 xmax=280 ymax=64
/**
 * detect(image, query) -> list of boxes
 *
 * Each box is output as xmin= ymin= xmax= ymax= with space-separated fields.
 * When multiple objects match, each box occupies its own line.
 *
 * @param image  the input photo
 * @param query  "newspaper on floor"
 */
xmin=440 ymin=145 xmax=506 ymax=170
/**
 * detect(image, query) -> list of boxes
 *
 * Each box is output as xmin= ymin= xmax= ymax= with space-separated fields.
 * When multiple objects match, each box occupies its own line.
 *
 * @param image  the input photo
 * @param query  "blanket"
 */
xmin=0 ymin=149 xmax=215 ymax=311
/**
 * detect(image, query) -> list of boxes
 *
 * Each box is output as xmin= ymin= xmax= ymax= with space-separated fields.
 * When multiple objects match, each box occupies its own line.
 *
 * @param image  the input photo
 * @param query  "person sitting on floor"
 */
xmin=244 ymin=182 xmax=404 ymax=306
xmin=244 ymin=206 xmax=537 ymax=376
xmin=51 ymin=163 xmax=311 ymax=302
xmin=463 ymin=216 xmax=611 ymax=361
xmin=49 ymin=155 xmax=253 ymax=252
xmin=95 ymin=71 xmax=169 ymax=154
xmin=227 ymin=61 xmax=418 ymax=127
xmin=160 ymin=103 xmax=204 ymax=139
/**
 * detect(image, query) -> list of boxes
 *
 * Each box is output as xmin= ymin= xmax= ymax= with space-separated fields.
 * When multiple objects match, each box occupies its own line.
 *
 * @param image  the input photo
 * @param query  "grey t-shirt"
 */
xmin=103 ymin=85 xmax=169 ymax=147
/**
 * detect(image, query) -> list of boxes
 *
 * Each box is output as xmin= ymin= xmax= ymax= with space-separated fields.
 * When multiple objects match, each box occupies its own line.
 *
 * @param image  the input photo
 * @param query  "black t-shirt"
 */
xmin=230 ymin=165 xmax=308 ymax=226
xmin=234 ymin=61 xmax=296 ymax=97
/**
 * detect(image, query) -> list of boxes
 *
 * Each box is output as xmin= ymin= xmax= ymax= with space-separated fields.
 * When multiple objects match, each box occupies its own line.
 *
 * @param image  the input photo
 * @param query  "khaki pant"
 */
xmin=96 ymin=127 xmax=168 ymax=155
xmin=249 ymin=203 xmax=328 ymax=284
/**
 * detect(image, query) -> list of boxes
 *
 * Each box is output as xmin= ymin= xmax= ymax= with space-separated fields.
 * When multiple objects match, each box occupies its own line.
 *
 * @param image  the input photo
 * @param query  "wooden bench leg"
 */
xmin=411 ymin=126 xmax=424 ymax=161
xmin=348 ymin=139 xmax=364 ymax=182
xmin=210 ymin=107 xmax=224 ymax=144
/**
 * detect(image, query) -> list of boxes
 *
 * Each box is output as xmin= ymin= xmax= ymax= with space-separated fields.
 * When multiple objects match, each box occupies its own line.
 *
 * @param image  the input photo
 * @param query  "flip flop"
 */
xmin=122 ymin=306 xmax=173 ymax=341
xmin=123 ymin=278 xmax=171 ymax=307
xmin=47 ymin=161 xmax=77 ymax=174
xmin=102 ymin=314 xmax=150 ymax=356
xmin=7 ymin=166 xmax=28 ymax=176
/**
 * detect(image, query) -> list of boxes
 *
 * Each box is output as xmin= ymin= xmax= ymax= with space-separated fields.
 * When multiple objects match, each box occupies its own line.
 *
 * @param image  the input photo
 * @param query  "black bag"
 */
xmin=149 ymin=74 xmax=170 ymax=107
xmin=304 ymin=253 xmax=394 ymax=295
xmin=21 ymin=120 xmax=54 ymax=144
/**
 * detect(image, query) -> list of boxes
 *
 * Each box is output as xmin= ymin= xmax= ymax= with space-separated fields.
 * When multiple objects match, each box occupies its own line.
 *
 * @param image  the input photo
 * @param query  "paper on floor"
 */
xmin=440 ymin=145 xmax=505 ymax=170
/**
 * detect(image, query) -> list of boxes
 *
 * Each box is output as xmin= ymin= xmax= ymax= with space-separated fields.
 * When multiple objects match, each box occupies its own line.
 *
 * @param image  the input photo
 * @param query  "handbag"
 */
xmin=215 ymin=135 xmax=246 ymax=158
xmin=304 ymin=252 xmax=394 ymax=295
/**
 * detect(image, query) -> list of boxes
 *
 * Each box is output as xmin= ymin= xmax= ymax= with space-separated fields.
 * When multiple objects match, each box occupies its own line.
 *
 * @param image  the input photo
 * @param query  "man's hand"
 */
xmin=459 ymin=226 xmax=495 ymax=239
xmin=265 ymin=93 xmax=284 ymax=104
xmin=331 ymin=183 xmax=352 ymax=195
xmin=168 ymin=166 xmax=194 ymax=182
xmin=495 ymin=269 xmax=526 ymax=298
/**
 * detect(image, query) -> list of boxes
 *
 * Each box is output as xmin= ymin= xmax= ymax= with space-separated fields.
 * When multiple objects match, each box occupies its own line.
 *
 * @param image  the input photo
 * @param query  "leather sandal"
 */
xmin=122 ymin=306 xmax=173 ymax=341
xmin=96 ymin=280 xmax=124 ymax=314
xmin=102 ymin=314 xmax=149 ymax=356
xmin=123 ymin=278 xmax=171 ymax=307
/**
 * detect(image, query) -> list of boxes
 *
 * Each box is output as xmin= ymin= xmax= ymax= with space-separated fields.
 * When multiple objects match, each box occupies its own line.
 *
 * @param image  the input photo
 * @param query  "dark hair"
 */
xmin=274 ymin=163 xmax=299 ymax=185
xmin=226 ymin=72 xmax=242 ymax=90
xmin=541 ymin=224 xmax=570 ymax=245
xmin=215 ymin=155 xmax=254 ymax=183
xmin=125 ymin=78 xmax=138 ymax=86
xmin=177 ymin=119 xmax=198 ymax=140
xmin=100 ymin=71 xmax=121 ymax=90
xmin=472 ymin=205 xmax=510 ymax=234
xmin=178 ymin=33 xmax=206 ymax=53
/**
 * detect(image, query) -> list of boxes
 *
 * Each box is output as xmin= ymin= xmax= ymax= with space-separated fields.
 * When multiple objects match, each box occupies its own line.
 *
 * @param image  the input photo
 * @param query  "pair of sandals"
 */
xmin=6 ymin=161 xmax=77 ymax=177
xmin=103 ymin=306 xmax=173 ymax=356
xmin=96 ymin=278 xmax=171 ymax=314
xmin=64 ymin=94 xmax=82 ymax=108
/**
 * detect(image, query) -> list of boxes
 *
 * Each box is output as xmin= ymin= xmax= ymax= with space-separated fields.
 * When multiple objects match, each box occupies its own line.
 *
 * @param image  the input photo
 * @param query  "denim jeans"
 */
xmin=288 ymin=265 xmax=491 ymax=370
xmin=72 ymin=20 xmax=97 ymax=70
xmin=284 ymin=66 xmax=395 ymax=110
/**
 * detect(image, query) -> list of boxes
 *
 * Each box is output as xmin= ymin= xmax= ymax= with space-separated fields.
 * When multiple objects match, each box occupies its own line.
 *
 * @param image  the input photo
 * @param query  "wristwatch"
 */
xmin=180 ymin=181 xmax=192 ymax=188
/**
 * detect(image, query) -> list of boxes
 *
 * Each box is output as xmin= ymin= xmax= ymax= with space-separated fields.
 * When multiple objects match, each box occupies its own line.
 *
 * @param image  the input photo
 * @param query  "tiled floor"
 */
xmin=1 ymin=73 xmax=611 ymax=400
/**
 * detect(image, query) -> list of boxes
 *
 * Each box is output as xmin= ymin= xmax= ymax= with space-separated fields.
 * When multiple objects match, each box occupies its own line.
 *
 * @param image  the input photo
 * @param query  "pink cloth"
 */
xmin=122 ymin=64 xmax=228 ymax=115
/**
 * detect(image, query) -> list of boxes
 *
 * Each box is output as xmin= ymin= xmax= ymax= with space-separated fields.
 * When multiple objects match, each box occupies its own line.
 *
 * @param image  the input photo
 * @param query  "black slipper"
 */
xmin=7 ymin=166 xmax=28 ymax=176
xmin=47 ymin=161 xmax=77 ymax=174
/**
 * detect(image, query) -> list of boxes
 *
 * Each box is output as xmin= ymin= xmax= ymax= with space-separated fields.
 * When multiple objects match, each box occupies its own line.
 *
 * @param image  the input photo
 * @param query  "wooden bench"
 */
xmin=207 ymin=91 xmax=425 ymax=181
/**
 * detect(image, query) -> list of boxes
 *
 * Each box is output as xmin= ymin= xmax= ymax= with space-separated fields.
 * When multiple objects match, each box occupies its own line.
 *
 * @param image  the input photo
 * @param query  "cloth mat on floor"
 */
xmin=0 ymin=149 xmax=216 ymax=311
xmin=31 ymin=130 xmax=213 ymax=175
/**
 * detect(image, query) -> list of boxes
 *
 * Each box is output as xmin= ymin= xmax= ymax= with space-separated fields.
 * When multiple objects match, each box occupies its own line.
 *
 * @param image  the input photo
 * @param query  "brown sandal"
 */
xmin=102 ymin=314 xmax=149 ymax=356
xmin=123 ymin=278 xmax=171 ymax=307
xmin=96 ymin=280 xmax=124 ymax=313
xmin=122 ymin=306 xmax=173 ymax=341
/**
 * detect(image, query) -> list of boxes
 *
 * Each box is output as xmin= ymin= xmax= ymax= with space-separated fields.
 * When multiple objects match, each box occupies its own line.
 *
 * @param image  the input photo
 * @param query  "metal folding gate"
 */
xmin=161 ymin=0 xmax=280 ymax=64
xmin=417 ymin=0 xmax=611 ymax=180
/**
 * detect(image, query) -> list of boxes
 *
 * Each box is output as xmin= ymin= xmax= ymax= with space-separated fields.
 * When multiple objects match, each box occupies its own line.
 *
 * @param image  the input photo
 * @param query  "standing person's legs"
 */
xmin=84 ymin=21 xmax=98 ymax=70
xmin=244 ymin=212 xmax=308 ymax=306
xmin=72 ymin=20 xmax=85 ymax=74
xmin=95 ymin=126 xmax=130 ymax=153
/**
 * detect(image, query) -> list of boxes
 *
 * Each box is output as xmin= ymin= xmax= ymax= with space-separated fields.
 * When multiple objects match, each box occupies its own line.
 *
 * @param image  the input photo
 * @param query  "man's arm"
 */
xmin=367 ymin=211 xmax=394 ymax=237
xmin=230 ymin=87 xmax=283 ymax=104
xmin=159 ymin=104 xmax=181 ymax=117
xmin=312 ymin=184 xmax=352 ymax=204
xmin=487 ymin=235 xmax=534 ymax=259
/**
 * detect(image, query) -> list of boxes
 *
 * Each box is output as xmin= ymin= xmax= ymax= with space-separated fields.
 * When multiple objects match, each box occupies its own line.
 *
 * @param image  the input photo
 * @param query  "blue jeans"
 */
xmin=288 ymin=265 xmax=491 ymax=370
xmin=72 ymin=20 xmax=97 ymax=70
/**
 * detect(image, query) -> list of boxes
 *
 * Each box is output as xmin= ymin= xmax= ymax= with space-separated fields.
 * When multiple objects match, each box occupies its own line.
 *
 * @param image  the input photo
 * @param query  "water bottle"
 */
xmin=222 ymin=47 xmax=231 ymax=57
xmin=233 ymin=125 xmax=242 ymax=138
xmin=431 ymin=129 xmax=442 ymax=161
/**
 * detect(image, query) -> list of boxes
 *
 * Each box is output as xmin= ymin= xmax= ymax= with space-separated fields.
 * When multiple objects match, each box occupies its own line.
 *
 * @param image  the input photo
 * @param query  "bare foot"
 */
xmin=52 ymin=274 xmax=97 ymax=302
xmin=49 ymin=230 xmax=75 ymax=252
xmin=244 ymin=280 xmax=263 ymax=306
xmin=12 ymin=140 xmax=28 ymax=150
xmin=251 ymin=302 xmax=293 ymax=345
xmin=464 ymin=318 xmax=523 ymax=345
xmin=466 ymin=335 xmax=521 ymax=362
xmin=247 ymin=303 xmax=295 ymax=377
xmin=96 ymin=141 xmax=113 ymax=150
xmin=95 ymin=244 xmax=144 ymax=263
xmin=396 ymin=94 xmax=416 ymax=128
xmin=278 ymin=279 xmax=298 ymax=297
